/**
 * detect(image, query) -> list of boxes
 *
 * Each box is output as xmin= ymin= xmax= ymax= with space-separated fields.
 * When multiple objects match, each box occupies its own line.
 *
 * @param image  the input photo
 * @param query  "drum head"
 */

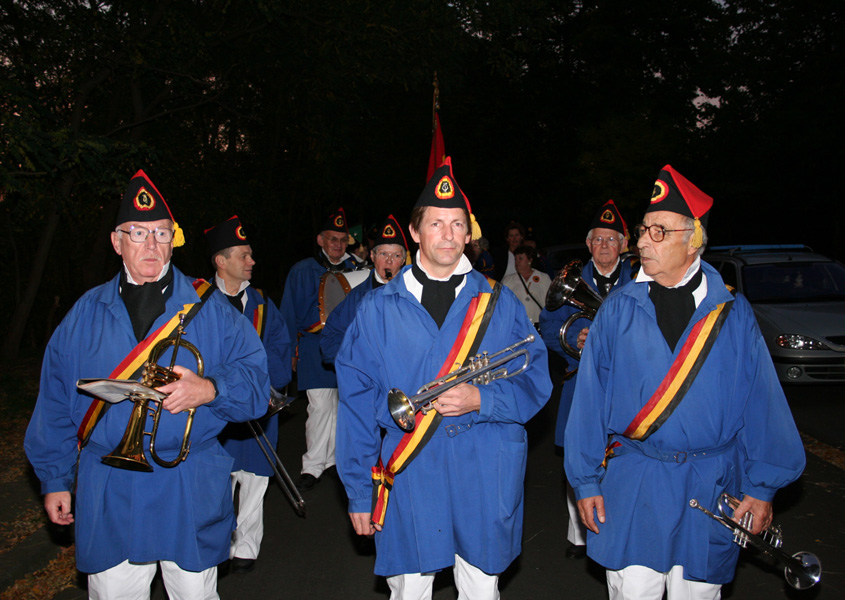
xmin=318 ymin=269 xmax=371 ymax=325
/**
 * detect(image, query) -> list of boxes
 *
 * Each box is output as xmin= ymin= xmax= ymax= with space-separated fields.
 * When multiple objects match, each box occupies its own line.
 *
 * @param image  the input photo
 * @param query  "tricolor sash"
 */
xmin=252 ymin=288 xmax=268 ymax=340
xmin=605 ymin=300 xmax=734 ymax=462
xmin=370 ymin=280 xmax=502 ymax=527
xmin=76 ymin=279 xmax=215 ymax=447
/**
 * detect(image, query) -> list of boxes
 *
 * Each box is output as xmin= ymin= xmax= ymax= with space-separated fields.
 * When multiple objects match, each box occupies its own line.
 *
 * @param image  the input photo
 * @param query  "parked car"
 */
xmin=703 ymin=245 xmax=845 ymax=384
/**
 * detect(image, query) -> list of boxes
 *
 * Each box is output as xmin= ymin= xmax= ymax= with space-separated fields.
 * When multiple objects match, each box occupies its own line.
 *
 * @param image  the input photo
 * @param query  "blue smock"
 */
xmin=336 ymin=266 xmax=552 ymax=576
xmin=25 ymin=267 xmax=269 ymax=573
xmin=220 ymin=286 xmax=292 ymax=476
xmin=564 ymin=261 xmax=805 ymax=583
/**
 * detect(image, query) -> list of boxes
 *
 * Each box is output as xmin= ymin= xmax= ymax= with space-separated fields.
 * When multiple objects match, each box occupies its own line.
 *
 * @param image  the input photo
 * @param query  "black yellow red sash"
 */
xmin=605 ymin=300 xmax=734 ymax=462
xmin=252 ymin=288 xmax=268 ymax=340
xmin=370 ymin=281 xmax=501 ymax=527
xmin=76 ymin=279 xmax=215 ymax=446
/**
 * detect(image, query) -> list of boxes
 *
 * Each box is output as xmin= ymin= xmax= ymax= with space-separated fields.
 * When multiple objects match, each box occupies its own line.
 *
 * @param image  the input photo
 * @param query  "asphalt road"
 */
xmin=38 ymin=379 xmax=845 ymax=599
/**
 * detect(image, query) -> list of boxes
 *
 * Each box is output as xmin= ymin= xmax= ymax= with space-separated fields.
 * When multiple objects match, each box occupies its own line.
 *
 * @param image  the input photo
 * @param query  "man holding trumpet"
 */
xmin=25 ymin=171 xmax=269 ymax=599
xmin=335 ymin=158 xmax=551 ymax=599
xmin=564 ymin=165 xmax=805 ymax=599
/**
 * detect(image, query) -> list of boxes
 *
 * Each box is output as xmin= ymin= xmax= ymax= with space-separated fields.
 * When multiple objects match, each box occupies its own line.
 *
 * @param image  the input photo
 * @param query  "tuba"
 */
xmin=689 ymin=493 xmax=821 ymax=590
xmin=102 ymin=315 xmax=202 ymax=472
xmin=545 ymin=259 xmax=603 ymax=360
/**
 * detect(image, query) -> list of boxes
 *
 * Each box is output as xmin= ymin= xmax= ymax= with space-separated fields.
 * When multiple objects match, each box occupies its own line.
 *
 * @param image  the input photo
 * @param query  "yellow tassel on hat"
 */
xmin=173 ymin=222 xmax=186 ymax=248
xmin=691 ymin=218 xmax=703 ymax=248
xmin=470 ymin=213 xmax=482 ymax=241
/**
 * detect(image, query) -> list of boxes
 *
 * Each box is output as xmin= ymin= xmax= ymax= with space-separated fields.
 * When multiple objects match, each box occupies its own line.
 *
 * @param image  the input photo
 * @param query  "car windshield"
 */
xmin=742 ymin=261 xmax=845 ymax=303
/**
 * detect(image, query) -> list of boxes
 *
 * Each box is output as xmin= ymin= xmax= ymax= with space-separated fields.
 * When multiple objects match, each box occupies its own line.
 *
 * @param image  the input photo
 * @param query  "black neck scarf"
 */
xmin=412 ymin=263 xmax=463 ymax=329
xmin=226 ymin=289 xmax=246 ymax=313
xmin=593 ymin=261 xmax=622 ymax=298
xmin=120 ymin=265 xmax=174 ymax=342
xmin=648 ymin=267 xmax=704 ymax=352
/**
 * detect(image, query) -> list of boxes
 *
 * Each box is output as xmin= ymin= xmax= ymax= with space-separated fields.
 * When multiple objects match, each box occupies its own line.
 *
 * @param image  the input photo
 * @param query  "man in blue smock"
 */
xmin=25 ymin=170 xmax=269 ymax=599
xmin=279 ymin=208 xmax=358 ymax=492
xmin=335 ymin=157 xmax=552 ymax=599
xmin=539 ymin=198 xmax=635 ymax=559
xmin=564 ymin=165 xmax=805 ymax=599
xmin=206 ymin=215 xmax=292 ymax=574
xmin=320 ymin=214 xmax=408 ymax=365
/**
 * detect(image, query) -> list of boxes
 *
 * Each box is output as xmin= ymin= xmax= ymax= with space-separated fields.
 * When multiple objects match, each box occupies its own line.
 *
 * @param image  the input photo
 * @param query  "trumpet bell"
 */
xmin=388 ymin=389 xmax=417 ymax=433
xmin=101 ymin=397 xmax=154 ymax=472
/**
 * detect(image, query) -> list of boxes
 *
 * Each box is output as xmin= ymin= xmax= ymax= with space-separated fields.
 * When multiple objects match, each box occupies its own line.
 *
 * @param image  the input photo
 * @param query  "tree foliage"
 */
xmin=0 ymin=0 xmax=841 ymax=355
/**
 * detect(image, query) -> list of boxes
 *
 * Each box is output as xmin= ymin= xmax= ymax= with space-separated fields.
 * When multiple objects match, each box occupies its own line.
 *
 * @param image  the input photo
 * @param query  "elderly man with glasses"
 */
xmin=539 ymin=198 xmax=636 ymax=560
xmin=25 ymin=170 xmax=269 ymax=599
xmin=564 ymin=166 xmax=804 ymax=600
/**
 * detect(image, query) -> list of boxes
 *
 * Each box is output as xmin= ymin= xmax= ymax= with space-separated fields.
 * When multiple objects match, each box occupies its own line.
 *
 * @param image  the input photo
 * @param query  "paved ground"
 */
xmin=2 ymin=373 xmax=843 ymax=599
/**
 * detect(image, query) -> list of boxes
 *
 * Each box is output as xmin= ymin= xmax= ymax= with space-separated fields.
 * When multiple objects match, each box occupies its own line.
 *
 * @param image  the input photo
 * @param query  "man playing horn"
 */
xmin=564 ymin=165 xmax=805 ymax=599
xmin=335 ymin=158 xmax=551 ymax=599
xmin=25 ymin=171 xmax=269 ymax=599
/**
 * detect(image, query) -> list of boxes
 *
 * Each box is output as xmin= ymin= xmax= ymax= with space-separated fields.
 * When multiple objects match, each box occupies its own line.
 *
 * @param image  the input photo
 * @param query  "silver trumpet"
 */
xmin=387 ymin=335 xmax=535 ymax=432
xmin=689 ymin=493 xmax=821 ymax=589
xmin=248 ymin=388 xmax=306 ymax=516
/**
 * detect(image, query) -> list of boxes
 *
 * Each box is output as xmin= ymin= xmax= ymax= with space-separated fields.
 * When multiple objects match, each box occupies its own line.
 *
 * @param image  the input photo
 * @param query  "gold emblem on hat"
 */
xmin=236 ymin=225 xmax=247 ymax=240
xmin=600 ymin=209 xmax=615 ymax=224
xmin=651 ymin=180 xmax=669 ymax=204
xmin=435 ymin=176 xmax=455 ymax=200
xmin=134 ymin=188 xmax=155 ymax=211
xmin=334 ymin=215 xmax=344 ymax=228
xmin=383 ymin=224 xmax=396 ymax=238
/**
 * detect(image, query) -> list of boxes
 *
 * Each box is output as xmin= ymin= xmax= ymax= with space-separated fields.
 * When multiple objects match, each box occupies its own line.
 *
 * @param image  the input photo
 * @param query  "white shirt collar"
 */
xmin=214 ymin=273 xmax=250 ymax=296
xmin=403 ymin=251 xmax=471 ymax=303
xmin=322 ymin=249 xmax=351 ymax=266
xmin=124 ymin=262 xmax=170 ymax=286
xmin=591 ymin=257 xmax=621 ymax=278
xmin=636 ymin=256 xmax=707 ymax=307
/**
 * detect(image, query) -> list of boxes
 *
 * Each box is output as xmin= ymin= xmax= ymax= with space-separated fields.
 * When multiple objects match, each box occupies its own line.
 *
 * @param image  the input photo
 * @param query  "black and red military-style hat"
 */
xmin=116 ymin=169 xmax=185 ymax=247
xmin=374 ymin=214 xmax=408 ymax=251
xmin=646 ymin=165 xmax=713 ymax=247
xmin=589 ymin=199 xmax=628 ymax=238
xmin=414 ymin=156 xmax=481 ymax=240
xmin=320 ymin=207 xmax=349 ymax=235
xmin=204 ymin=215 xmax=249 ymax=256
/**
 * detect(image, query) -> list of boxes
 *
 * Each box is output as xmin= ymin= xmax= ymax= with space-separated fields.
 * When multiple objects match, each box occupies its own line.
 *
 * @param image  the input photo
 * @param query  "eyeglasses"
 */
xmin=375 ymin=251 xmax=403 ymax=261
xmin=634 ymin=224 xmax=693 ymax=243
xmin=117 ymin=226 xmax=174 ymax=244
xmin=590 ymin=235 xmax=621 ymax=246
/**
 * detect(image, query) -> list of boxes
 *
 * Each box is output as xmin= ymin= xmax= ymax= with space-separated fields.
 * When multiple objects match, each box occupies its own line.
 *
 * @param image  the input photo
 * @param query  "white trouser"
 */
xmin=386 ymin=554 xmax=500 ymax=600
xmin=301 ymin=387 xmax=338 ymax=477
xmin=566 ymin=480 xmax=587 ymax=546
xmin=88 ymin=560 xmax=218 ymax=600
xmin=230 ymin=470 xmax=269 ymax=559
xmin=606 ymin=565 xmax=721 ymax=600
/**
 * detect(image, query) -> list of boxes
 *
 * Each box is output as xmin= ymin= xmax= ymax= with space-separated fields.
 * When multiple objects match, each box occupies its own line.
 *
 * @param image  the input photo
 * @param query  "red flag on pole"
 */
xmin=427 ymin=113 xmax=445 ymax=181
xmin=426 ymin=73 xmax=445 ymax=181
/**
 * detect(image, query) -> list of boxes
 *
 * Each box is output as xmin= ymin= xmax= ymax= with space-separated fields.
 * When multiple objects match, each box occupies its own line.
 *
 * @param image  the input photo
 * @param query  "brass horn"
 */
xmin=388 ymin=335 xmax=535 ymax=432
xmin=689 ymin=493 xmax=821 ymax=590
xmin=545 ymin=260 xmax=603 ymax=360
xmin=102 ymin=315 xmax=203 ymax=472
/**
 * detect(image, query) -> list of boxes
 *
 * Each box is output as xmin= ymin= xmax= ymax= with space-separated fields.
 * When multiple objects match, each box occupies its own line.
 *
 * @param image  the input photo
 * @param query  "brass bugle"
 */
xmin=102 ymin=315 xmax=202 ymax=471
xmin=689 ymin=493 xmax=821 ymax=589
xmin=545 ymin=260 xmax=603 ymax=361
xmin=388 ymin=334 xmax=535 ymax=432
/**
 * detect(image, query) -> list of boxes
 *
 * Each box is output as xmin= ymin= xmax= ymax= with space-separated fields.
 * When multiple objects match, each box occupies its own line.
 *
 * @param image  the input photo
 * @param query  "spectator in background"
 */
xmin=502 ymin=244 xmax=551 ymax=327
xmin=494 ymin=220 xmax=526 ymax=280
xmin=466 ymin=236 xmax=495 ymax=278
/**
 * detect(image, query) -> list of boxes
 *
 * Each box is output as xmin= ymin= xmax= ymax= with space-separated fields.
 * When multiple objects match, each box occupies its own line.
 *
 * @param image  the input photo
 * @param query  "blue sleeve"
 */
xmin=264 ymin=298 xmax=293 ymax=390
xmin=474 ymin=286 xmax=553 ymax=426
xmin=335 ymin=301 xmax=383 ymax=513
xmin=320 ymin=290 xmax=358 ymax=365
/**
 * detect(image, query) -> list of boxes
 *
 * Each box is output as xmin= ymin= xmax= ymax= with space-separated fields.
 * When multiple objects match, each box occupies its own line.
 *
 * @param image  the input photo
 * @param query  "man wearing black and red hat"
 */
xmin=539 ymin=198 xmax=636 ymax=559
xmin=320 ymin=214 xmax=409 ymax=365
xmin=279 ymin=208 xmax=358 ymax=492
xmin=25 ymin=171 xmax=269 ymax=597
xmin=206 ymin=215 xmax=292 ymax=574
xmin=335 ymin=158 xmax=551 ymax=599
xmin=564 ymin=166 xmax=805 ymax=599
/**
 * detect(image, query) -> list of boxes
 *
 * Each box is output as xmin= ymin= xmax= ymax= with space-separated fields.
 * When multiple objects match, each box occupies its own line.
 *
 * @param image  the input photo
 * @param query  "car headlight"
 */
xmin=775 ymin=334 xmax=830 ymax=350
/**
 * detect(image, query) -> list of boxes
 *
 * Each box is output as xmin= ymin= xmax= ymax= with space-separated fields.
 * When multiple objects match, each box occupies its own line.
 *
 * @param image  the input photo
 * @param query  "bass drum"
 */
xmin=318 ymin=269 xmax=371 ymax=325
